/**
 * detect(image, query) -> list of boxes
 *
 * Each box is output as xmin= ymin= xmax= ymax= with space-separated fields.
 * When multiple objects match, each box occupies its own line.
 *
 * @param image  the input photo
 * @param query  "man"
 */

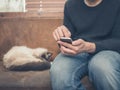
xmin=50 ymin=0 xmax=120 ymax=90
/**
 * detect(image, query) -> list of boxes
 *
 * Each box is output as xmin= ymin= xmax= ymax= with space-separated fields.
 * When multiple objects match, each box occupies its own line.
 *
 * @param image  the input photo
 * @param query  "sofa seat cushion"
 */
xmin=0 ymin=61 xmax=52 ymax=90
xmin=0 ymin=61 xmax=94 ymax=90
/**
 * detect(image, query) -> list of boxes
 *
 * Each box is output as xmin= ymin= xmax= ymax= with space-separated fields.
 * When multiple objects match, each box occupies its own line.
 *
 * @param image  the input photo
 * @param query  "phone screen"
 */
xmin=60 ymin=37 xmax=72 ymax=44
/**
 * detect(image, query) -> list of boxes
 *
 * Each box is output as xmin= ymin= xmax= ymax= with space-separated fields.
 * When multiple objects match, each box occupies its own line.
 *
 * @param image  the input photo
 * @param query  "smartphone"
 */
xmin=60 ymin=37 xmax=72 ymax=44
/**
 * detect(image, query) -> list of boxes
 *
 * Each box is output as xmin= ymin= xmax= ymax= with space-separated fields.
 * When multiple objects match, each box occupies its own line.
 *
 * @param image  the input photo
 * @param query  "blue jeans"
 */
xmin=50 ymin=50 xmax=120 ymax=90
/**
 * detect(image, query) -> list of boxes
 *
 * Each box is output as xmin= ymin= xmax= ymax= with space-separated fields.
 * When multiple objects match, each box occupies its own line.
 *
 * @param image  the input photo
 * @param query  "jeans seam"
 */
xmin=71 ymin=63 xmax=88 ymax=89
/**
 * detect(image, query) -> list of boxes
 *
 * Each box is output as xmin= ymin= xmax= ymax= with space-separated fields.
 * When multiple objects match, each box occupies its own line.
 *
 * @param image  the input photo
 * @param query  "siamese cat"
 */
xmin=3 ymin=46 xmax=52 ymax=71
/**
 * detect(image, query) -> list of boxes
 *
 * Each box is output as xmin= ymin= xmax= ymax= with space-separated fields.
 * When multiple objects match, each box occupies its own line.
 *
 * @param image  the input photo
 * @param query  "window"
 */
xmin=26 ymin=0 xmax=66 ymax=18
xmin=0 ymin=0 xmax=25 ymax=12
xmin=0 ymin=0 xmax=65 ymax=18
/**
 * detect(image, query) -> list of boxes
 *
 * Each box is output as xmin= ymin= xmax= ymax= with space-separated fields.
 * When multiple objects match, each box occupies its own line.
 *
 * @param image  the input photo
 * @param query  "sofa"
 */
xmin=0 ymin=14 xmax=94 ymax=90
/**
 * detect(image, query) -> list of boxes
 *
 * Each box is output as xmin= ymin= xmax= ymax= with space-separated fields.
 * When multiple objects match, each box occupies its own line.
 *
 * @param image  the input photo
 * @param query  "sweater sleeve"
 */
xmin=63 ymin=2 xmax=76 ymax=38
xmin=95 ymin=9 xmax=120 ymax=53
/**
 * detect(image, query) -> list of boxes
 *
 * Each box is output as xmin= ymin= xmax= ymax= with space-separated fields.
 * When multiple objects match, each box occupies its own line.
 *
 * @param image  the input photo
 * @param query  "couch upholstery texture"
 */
xmin=0 ymin=15 xmax=94 ymax=90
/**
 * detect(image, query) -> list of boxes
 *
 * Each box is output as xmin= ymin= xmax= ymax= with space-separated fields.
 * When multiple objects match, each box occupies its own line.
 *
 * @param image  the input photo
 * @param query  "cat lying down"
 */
xmin=3 ymin=46 xmax=52 ymax=71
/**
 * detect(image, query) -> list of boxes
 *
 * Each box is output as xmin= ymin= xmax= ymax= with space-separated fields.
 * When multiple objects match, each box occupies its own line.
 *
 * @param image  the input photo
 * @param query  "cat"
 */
xmin=3 ymin=46 xmax=52 ymax=71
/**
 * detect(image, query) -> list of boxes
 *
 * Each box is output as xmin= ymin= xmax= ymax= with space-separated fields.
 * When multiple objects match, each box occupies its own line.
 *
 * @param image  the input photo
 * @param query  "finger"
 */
xmin=60 ymin=46 xmax=65 ymax=54
xmin=58 ymin=41 xmax=72 ymax=48
xmin=58 ymin=41 xmax=75 ymax=51
xmin=58 ymin=40 xmax=84 ymax=54
xmin=57 ymin=27 xmax=65 ymax=37
xmin=55 ymin=29 xmax=61 ymax=40
xmin=61 ymin=46 xmax=76 ymax=55
xmin=61 ymin=26 xmax=71 ymax=37
xmin=53 ymin=31 xmax=58 ymax=41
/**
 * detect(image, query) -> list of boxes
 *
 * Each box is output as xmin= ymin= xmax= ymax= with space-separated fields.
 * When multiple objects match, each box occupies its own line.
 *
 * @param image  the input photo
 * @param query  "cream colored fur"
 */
xmin=3 ymin=46 xmax=49 ymax=69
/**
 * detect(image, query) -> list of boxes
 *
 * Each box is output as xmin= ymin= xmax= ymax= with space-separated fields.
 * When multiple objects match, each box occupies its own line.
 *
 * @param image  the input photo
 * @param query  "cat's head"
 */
xmin=33 ymin=48 xmax=52 ymax=61
xmin=41 ymin=52 xmax=52 ymax=61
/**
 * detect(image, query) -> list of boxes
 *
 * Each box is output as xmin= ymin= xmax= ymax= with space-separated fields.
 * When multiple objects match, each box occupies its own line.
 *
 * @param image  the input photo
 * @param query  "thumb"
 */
xmin=72 ymin=39 xmax=84 ymax=46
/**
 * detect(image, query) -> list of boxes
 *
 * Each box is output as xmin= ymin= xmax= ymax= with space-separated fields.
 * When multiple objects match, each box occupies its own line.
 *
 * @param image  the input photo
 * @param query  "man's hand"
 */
xmin=57 ymin=39 xmax=96 ymax=55
xmin=53 ymin=25 xmax=71 ymax=41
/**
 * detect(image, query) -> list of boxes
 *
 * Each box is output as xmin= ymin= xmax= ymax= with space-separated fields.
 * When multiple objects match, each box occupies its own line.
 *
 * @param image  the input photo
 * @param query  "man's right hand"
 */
xmin=53 ymin=25 xmax=71 ymax=41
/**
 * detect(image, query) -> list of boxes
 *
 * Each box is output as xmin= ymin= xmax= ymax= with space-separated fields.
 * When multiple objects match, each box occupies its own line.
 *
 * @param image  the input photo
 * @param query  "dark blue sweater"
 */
xmin=63 ymin=0 xmax=120 ymax=53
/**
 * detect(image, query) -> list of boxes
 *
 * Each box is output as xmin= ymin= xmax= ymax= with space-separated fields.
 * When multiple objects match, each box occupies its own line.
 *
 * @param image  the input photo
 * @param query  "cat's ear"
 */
xmin=41 ymin=52 xmax=53 ymax=61
xmin=47 ymin=52 xmax=53 ymax=59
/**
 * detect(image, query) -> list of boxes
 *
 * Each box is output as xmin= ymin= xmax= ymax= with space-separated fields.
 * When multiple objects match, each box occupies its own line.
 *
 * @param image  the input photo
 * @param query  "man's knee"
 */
xmin=89 ymin=50 xmax=120 ymax=77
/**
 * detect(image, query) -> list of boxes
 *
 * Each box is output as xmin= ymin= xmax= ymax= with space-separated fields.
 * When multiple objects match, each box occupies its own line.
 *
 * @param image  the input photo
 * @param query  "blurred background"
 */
xmin=0 ymin=0 xmax=66 ymax=17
